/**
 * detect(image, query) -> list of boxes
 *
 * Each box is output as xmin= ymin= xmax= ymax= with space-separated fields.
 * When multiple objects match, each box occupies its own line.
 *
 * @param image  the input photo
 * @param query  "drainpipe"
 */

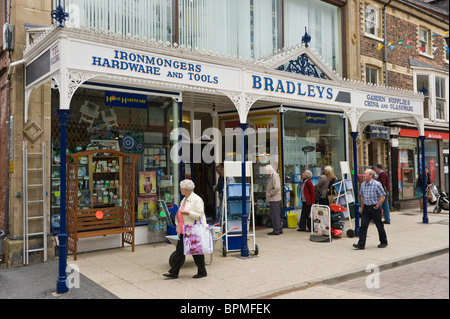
xmin=383 ymin=0 xmax=392 ymax=87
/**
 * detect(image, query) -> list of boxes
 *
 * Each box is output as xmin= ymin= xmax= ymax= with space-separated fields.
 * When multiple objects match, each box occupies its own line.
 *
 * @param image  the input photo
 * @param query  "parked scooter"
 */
xmin=428 ymin=185 xmax=449 ymax=214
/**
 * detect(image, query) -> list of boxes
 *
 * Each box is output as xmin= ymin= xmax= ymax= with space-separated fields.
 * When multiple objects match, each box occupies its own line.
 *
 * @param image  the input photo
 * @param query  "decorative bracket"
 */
xmin=219 ymin=90 xmax=264 ymax=123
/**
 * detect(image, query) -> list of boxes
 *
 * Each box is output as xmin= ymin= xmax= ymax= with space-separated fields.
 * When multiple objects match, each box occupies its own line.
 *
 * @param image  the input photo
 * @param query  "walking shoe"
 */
xmin=383 ymin=220 xmax=390 ymax=224
xmin=193 ymin=274 xmax=207 ymax=279
xmin=163 ymin=273 xmax=178 ymax=279
xmin=268 ymin=231 xmax=280 ymax=235
xmin=378 ymin=243 xmax=388 ymax=248
xmin=353 ymin=244 xmax=365 ymax=250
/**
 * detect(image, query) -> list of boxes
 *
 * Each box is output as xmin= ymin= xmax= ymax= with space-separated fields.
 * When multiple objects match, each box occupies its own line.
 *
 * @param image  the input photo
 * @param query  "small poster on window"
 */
xmin=139 ymin=171 xmax=157 ymax=195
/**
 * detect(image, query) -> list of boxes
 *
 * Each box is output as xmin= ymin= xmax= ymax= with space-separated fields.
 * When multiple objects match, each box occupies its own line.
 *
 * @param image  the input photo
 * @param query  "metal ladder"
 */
xmin=23 ymin=141 xmax=47 ymax=265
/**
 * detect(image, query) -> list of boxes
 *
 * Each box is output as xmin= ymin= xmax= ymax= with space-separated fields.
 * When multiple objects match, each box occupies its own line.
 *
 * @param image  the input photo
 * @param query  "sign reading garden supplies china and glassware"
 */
xmin=355 ymin=92 xmax=423 ymax=116
xmin=68 ymin=40 xmax=242 ymax=92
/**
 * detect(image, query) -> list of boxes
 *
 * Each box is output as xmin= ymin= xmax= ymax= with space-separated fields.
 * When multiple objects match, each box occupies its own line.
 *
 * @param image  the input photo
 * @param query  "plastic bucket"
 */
xmin=287 ymin=213 xmax=298 ymax=229
xmin=212 ymin=226 xmax=221 ymax=239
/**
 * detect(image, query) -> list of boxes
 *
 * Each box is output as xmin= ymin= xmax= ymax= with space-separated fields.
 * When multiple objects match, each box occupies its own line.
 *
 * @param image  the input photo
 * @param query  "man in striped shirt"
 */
xmin=353 ymin=169 xmax=388 ymax=250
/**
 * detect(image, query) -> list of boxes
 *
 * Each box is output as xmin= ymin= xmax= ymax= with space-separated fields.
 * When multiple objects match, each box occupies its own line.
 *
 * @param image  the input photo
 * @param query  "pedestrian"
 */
xmin=315 ymin=166 xmax=332 ymax=205
xmin=163 ymin=179 xmax=208 ymax=279
xmin=265 ymin=164 xmax=283 ymax=235
xmin=374 ymin=164 xmax=391 ymax=224
xmin=213 ymin=164 xmax=225 ymax=225
xmin=297 ymin=170 xmax=315 ymax=232
xmin=353 ymin=169 xmax=388 ymax=250
xmin=325 ymin=170 xmax=338 ymax=204
xmin=417 ymin=167 xmax=431 ymax=210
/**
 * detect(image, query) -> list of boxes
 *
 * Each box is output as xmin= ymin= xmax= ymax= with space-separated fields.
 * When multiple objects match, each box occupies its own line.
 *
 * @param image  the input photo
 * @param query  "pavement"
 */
xmin=0 ymin=208 xmax=448 ymax=300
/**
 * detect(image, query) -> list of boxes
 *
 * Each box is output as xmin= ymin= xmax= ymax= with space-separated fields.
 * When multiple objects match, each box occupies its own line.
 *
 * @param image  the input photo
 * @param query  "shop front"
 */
xmin=392 ymin=127 xmax=449 ymax=209
xmin=23 ymin=27 xmax=425 ymax=274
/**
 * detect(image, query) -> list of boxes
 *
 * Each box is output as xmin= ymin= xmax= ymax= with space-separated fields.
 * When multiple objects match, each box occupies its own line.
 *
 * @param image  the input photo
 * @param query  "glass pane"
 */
xmin=57 ymin=0 xmax=173 ymax=42
xmin=284 ymin=0 xmax=342 ymax=75
xmin=178 ymin=0 xmax=277 ymax=59
xmin=436 ymin=99 xmax=445 ymax=120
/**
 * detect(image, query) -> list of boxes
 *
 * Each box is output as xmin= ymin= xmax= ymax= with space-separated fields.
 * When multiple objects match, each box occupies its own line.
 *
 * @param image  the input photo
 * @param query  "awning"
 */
xmin=23 ymin=26 xmax=425 ymax=135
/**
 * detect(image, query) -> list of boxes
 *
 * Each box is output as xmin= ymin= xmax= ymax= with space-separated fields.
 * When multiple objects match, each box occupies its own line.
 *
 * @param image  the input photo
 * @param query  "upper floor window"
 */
xmin=366 ymin=66 xmax=379 ymax=85
xmin=284 ymin=0 xmax=342 ymax=75
xmin=57 ymin=0 xmax=173 ymax=43
xmin=435 ymin=76 xmax=446 ymax=120
xmin=418 ymin=27 xmax=431 ymax=56
xmin=416 ymin=74 xmax=430 ymax=119
xmin=365 ymin=4 xmax=380 ymax=38
xmin=178 ymin=0 xmax=278 ymax=59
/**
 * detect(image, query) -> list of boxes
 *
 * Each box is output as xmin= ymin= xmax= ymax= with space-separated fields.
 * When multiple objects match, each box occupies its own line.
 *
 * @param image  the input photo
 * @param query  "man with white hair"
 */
xmin=265 ymin=164 xmax=283 ymax=235
xmin=353 ymin=169 xmax=388 ymax=250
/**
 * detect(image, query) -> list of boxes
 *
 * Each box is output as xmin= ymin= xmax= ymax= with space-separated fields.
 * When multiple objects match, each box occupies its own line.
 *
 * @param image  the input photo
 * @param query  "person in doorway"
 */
xmin=298 ymin=170 xmax=315 ymax=232
xmin=213 ymin=164 xmax=225 ymax=225
xmin=353 ymin=169 xmax=388 ymax=250
xmin=163 ymin=179 xmax=207 ymax=279
xmin=265 ymin=164 xmax=283 ymax=235
xmin=374 ymin=164 xmax=391 ymax=224
xmin=325 ymin=170 xmax=339 ymax=204
xmin=315 ymin=166 xmax=332 ymax=205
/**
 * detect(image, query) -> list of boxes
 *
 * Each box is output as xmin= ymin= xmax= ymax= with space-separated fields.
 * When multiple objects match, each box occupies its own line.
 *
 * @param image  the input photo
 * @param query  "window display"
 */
xmin=51 ymin=87 xmax=178 ymax=232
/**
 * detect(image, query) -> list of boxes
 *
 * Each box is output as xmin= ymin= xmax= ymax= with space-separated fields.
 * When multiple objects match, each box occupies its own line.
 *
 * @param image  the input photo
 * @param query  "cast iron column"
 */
xmin=56 ymin=109 xmax=71 ymax=295
xmin=419 ymin=136 xmax=428 ymax=224
xmin=239 ymin=123 xmax=249 ymax=257
xmin=351 ymin=132 xmax=360 ymax=236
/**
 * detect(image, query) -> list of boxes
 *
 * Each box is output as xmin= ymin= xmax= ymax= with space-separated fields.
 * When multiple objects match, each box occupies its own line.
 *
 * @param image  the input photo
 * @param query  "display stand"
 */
xmin=329 ymin=162 xmax=356 ymax=238
xmin=66 ymin=150 xmax=139 ymax=260
xmin=310 ymin=204 xmax=332 ymax=242
xmin=222 ymin=161 xmax=258 ymax=256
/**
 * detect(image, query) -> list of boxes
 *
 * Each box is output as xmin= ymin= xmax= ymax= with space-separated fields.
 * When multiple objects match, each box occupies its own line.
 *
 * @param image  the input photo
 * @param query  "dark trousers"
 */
xmin=270 ymin=201 xmax=283 ymax=233
xmin=298 ymin=202 xmax=312 ymax=231
xmin=169 ymin=234 xmax=207 ymax=277
xmin=358 ymin=205 xmax=388 ymax=247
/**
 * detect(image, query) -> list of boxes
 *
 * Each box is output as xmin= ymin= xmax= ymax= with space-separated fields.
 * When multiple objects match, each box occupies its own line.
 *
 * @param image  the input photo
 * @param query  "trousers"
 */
xmin=169 ymin=233 xmax=207 ymax=277
xmin=298 ymin=202 xmax=312 ymax=231
xmin=358 ymin=205 xmax=388 ymax=247
xmin=269 ymin=201 xmax=282 ymax=233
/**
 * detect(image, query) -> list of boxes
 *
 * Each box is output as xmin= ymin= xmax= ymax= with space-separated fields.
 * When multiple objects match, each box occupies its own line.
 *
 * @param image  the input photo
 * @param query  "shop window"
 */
xmin=397 ymin=138 xmax=418 ymax=199
xmin=364 ymin=4 xmax=380 ymax=38
xmin=366 ymin=66 xmax=379 ymax=85
xmin=435 ymin=76 xmax=446 ymax=120
xmin=50 ymin=88 xmax=178 ymax=232
xmin=282 ymin=110 xmax=345 ymax=208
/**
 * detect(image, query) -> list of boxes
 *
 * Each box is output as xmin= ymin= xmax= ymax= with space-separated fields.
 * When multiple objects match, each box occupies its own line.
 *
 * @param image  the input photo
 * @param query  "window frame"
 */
xmin=365 ymin=65 xmax=379 ymax=86
xmin=364 ymin=4 xmax=381 ymax=40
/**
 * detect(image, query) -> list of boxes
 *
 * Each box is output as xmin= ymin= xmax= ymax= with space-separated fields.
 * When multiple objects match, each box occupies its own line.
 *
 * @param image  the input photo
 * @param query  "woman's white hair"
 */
xmin=180 ymin=179 xmax=195 ymax=191
xmin=304 ymin=170 xmax=313 ymax=179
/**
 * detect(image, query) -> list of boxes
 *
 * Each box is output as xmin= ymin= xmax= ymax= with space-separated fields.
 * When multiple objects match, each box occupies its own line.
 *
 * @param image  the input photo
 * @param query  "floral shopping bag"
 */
xmin=183 ymin=220 xmax=213 ymax=255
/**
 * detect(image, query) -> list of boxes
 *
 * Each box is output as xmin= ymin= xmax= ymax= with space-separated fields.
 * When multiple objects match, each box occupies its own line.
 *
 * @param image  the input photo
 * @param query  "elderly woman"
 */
xmin=163 ymin=179 xmax=207 ymax=279
xmin=298 ymin=170 xmax=315 ymax=232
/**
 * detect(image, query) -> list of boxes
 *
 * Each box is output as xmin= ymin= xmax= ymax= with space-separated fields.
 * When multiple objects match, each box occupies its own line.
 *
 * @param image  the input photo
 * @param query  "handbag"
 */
xmin=183 ymin=219 xmax=213 ymax=255
xmin=328 ymin=189 xmax=337 ymax=205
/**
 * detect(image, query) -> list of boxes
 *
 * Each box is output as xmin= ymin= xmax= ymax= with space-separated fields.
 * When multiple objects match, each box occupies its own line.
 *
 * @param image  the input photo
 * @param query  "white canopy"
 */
xmin=23 ymin=26 xmax=425 ymax=135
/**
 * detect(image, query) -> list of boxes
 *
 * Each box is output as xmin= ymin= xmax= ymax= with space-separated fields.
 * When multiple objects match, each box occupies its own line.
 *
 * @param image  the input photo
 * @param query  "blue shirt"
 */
xmin=360 ymin=179 xmax=386 ymax=205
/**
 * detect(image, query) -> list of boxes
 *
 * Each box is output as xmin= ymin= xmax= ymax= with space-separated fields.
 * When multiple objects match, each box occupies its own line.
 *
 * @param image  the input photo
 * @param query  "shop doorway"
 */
xmin=444 ymin=153 xmax=449 ymax=194
xmin=182 ymin=143 xmax=217 ymax=222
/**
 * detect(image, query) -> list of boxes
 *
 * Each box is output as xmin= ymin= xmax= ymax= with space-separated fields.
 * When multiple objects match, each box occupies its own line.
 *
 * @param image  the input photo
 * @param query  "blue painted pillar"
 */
xmin=56 ymin=109 xmax=71 ymax=295
xmin=238 ymin=123 xmax=249 ymax=257
xmin=350 ymin=132 xmax=360 ymax=236
xmin=419 ymin=136 xmax=428 ymax=224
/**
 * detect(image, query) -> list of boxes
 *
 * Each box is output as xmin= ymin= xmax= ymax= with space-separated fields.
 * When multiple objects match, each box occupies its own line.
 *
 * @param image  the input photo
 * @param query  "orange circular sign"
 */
xmin=95 ymin=211 xmax=104 ymax=219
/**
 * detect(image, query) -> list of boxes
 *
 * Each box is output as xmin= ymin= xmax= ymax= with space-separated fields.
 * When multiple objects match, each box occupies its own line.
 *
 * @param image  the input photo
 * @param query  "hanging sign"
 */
xmin=305 ymin=113 xmax=327 ymax=124
xmin=105 ymin=91 xmax=147 ymax=109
